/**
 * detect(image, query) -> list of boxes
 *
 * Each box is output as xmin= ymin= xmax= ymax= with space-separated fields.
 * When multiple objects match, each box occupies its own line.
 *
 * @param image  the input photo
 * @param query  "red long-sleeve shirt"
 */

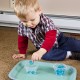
xmin=18 ymin=30 xmax=57 ymax=54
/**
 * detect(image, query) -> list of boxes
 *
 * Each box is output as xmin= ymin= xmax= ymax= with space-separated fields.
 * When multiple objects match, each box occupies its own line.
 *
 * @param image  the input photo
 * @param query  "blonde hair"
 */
xmin=14 ymin=0 xmax=40 ymax=19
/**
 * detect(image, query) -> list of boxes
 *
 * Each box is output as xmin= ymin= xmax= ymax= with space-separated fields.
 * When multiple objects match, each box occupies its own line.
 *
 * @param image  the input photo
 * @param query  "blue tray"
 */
xmin=8 ymin=60 xmax=77 ymax=80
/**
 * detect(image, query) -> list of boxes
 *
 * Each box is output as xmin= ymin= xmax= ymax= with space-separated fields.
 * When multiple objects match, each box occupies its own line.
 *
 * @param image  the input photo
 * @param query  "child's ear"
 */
xmin=37 ymin=7 xmax=42 ymax=14
xmin=39 ymin=6 xmax=42 ymax=11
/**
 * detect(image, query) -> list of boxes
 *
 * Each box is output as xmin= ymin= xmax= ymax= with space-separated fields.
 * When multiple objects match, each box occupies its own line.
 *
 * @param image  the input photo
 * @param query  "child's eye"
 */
xmin=22 ymin=21 xmax=27 ymax=23
xmin=30 ymin=19 xmax=35 ymax=21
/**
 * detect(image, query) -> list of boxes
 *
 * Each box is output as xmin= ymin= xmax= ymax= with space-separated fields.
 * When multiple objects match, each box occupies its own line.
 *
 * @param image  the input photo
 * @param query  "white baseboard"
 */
xmin=0 ymin=13 xmax=80 ymax=33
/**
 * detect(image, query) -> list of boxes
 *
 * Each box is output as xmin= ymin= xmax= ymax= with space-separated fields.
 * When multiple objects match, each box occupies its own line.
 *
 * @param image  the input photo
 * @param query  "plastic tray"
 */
xmin=8 ymin=60 xmax=77 ymax=80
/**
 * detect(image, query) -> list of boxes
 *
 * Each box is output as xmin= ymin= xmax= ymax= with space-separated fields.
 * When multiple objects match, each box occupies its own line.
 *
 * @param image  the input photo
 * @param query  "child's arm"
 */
xmin=31 ymin=30 xmax=57 ymax=61
xmin=12 ymin=35 xmax=28 ymax=59
xmin=41 ymin=30 xmax=57 ymax=51
xmin=18 ymin=35 xmax=28 ymax=54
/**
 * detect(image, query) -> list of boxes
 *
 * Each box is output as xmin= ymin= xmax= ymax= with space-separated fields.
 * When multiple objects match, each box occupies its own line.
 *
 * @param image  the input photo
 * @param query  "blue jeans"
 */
xmin=42 ymin=33 xmax=80 ymax=61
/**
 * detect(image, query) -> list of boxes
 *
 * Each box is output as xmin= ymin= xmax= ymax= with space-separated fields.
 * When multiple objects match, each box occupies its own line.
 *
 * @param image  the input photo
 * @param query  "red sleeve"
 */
xmin=41 ymin=30 xmax=57 ymax=51
xmin=18 ymin=35 xmax=28 ymax=54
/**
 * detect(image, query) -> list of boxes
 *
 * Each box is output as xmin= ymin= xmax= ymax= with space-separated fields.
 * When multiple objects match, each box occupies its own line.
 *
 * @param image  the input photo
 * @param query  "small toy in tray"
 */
xmin=53 ymin=63 xmax=74 ymax=76
xmin=24 ymin=60 xmax=38 ymax=74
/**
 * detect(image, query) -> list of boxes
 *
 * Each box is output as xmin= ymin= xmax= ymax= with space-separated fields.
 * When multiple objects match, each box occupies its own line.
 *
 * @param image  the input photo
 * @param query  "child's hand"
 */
xmin=31 ymin=48 xmax=47 ymax=61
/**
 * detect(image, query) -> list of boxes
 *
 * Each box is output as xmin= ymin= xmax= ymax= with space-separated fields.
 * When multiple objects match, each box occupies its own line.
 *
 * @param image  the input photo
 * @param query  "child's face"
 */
xmin=20 ymin=9 xmax=41 ymax=28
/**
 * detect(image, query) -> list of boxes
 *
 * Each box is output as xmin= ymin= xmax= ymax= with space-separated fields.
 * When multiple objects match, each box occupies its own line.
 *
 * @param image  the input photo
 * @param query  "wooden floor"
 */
xmin=0 ymin=27 xmax=80 ymax=80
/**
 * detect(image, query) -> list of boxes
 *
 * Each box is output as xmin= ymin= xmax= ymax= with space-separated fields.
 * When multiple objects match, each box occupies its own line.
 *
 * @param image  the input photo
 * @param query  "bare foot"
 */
xmin=12 ymin=54 xmax=26 ymax=59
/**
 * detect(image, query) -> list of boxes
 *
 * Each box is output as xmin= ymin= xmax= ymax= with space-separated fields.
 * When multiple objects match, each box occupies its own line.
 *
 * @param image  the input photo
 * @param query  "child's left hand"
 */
xmin=31 ymin=48 xmax=47 ymax=61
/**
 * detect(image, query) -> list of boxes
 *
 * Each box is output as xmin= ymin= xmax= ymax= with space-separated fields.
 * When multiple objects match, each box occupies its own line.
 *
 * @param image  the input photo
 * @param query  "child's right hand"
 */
xmin=12 ymin=54 xmax=25 ymax=59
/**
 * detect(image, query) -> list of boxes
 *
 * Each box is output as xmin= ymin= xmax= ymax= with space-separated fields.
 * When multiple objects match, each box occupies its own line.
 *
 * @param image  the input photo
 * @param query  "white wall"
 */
xmin=0 ymin=0 xmax=80 ymax=16
xmin=39 ymin=0 xmax=80 ymax=16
